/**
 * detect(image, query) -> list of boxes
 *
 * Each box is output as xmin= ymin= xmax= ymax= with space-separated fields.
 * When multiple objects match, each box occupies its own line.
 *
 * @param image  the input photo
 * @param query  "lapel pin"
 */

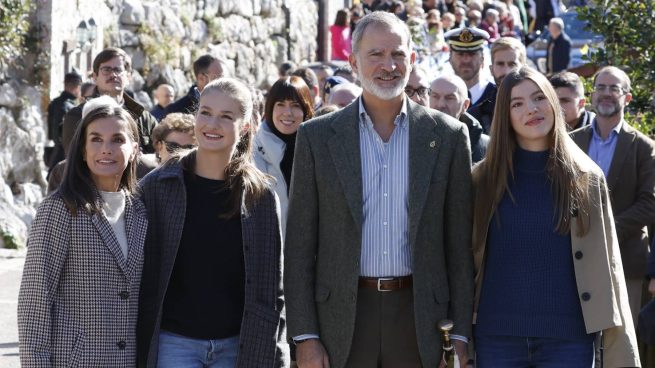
xmin=429 ymin=141 xmax=436 ymax=148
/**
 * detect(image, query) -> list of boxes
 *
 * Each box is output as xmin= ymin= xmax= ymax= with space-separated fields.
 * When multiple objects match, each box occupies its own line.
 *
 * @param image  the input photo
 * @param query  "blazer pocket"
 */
xmin=68 ymin=330 xmax=86 ymax=368
xmin=314 ymin=284 xmax=331 ymax=303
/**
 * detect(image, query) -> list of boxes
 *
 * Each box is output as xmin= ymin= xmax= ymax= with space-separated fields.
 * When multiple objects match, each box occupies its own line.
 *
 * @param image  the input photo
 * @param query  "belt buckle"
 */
xmin=377 ymin=277 xmax=395 ymax=292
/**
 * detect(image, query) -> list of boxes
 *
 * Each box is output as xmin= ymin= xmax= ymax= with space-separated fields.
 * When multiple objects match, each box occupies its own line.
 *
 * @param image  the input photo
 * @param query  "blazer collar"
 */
xmin=407 ymin=99 xmax=442 ymax=250
xmin=606 ymin=121 xmax=637 ymax=190
xmin=326 ymin=97 xmax=443 ymax=250
xmin=328 ymin=101 xmax=363 ymax=230
xmin=90 ymin=193 xmax=146 ymax=277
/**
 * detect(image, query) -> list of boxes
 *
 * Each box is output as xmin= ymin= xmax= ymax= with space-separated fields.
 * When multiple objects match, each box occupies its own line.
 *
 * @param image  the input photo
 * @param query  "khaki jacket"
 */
xmin=472 ymin=143 xmax=640 ymax=367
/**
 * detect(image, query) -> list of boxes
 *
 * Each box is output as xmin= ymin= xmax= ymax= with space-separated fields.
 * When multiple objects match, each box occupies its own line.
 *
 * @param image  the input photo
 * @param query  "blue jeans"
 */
xmin=157 ymin=330 xmax=239 ymax=368
xmin=475 ymin=335 xmax=595 ymax=368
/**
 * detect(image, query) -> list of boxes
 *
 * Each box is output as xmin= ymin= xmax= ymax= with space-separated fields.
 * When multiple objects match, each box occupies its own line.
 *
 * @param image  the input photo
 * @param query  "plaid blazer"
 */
xmin=18 ymin=192 xmax=147 ymax=367
xmin=136 ymin=160 xmax=289 ymax=368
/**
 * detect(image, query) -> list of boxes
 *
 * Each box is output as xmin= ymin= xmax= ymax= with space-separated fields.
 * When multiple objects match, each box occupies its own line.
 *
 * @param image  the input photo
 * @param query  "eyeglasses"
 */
xmin=592 ymin=84 xmax=627 ymax=96
xmin=99 ymin=66 xmax=127 ymax=76
xmin=164 ymin=141 xmax=195 ymax=153
xmin=405 ymin=87 xmax=431 ymax=98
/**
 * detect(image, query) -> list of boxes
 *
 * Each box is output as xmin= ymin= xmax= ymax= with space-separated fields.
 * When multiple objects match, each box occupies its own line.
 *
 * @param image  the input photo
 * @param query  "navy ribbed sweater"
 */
xmin=475 ymin=148 xmax=592 ymax=341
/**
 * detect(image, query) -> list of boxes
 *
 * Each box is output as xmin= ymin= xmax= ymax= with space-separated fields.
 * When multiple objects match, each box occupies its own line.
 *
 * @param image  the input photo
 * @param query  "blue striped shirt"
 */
xmin=358 ymin=98 xmax=411 ymax=277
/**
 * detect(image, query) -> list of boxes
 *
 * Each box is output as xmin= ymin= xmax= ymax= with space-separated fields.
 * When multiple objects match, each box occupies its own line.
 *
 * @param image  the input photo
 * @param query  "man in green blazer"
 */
xmin=284 ymin=11 xmax=475 ymax=368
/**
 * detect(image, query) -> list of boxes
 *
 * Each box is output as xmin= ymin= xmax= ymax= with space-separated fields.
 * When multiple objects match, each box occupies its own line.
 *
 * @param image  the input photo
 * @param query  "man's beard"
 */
xmin=595 ymin=99 xmax=621 ymax=117
xmin=357 ymin=58 xmax=408 ymax=100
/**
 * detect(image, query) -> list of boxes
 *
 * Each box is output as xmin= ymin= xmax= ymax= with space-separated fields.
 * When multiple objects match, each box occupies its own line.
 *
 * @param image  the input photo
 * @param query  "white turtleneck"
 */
xmin=100 ymin=190 xmax=128 ymax=259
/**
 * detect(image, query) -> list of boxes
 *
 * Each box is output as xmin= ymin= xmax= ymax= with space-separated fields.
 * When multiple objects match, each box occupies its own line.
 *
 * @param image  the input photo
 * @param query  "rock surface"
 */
xmin=0 ymin=0 xmax=318 ymax=249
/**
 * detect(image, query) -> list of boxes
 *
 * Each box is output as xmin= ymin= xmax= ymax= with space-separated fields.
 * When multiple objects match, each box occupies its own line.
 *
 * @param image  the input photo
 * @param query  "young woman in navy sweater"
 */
xmin=471 ymin=67 xmax=639 ymax=367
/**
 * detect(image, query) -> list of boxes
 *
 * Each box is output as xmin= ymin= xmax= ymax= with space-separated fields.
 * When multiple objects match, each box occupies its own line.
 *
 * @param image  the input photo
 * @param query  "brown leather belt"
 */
xmin=358 ymin=276 xmax=413 ymax=291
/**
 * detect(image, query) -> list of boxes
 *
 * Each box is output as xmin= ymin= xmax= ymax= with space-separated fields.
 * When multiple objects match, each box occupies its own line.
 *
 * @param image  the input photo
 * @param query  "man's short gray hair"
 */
xmin=351 ymin=11 xmax=412 ymax=54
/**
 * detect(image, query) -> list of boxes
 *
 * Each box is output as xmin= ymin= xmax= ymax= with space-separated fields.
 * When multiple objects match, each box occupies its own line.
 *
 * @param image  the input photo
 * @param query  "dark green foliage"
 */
xmin=0 ymin=0 xmax=32 ymax=75
xmin=578 ymin=1 xmax=655 ymax=136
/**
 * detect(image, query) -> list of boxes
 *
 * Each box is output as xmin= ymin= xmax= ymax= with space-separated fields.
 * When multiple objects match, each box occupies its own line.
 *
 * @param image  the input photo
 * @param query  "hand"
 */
xmin=649 ymin=278 xmax=655 ymax=297
xmin=438 ymin=340 xmax=468 ymax=368
xmin=296 ymin=339 xmax=330 ymax=368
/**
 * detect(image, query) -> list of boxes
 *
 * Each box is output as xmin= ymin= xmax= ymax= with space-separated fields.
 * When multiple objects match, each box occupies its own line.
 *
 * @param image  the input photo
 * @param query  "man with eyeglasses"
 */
xmin=62 ymin=47 xmax=158 ymax=155
xmin=571 ymin=66 xmax=655 ymax=336
xmin=163 ymin=54 xmax=225 ymax=118
xmin=430 ymin=74 xmax=488 ymax=163
xmin=404 ymin=64 xmax=430 ymax=106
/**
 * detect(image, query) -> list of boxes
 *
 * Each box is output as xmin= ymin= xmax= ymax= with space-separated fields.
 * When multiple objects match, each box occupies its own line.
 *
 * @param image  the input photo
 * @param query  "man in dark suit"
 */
xmin=535 ymin=0 xmax=562 ymax=33
xmin=546 ymin=17 xmax=571 ymax=76
xmin=163 ymin=54 xmax=224 ymax=118
xmin=285 ymin=11 xmax=474 ymax=368
xmin=46 ymin=72 xmax=82 ymax=170
xmin=570 ymin=66 xmax=655 ymax=329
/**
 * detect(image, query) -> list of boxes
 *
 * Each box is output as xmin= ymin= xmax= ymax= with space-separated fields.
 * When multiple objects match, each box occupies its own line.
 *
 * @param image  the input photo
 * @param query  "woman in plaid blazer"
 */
xmin=18 ymin=96 xmax=148 ymax=367
xmin=137 ymin=78 xmax=289 ymax=368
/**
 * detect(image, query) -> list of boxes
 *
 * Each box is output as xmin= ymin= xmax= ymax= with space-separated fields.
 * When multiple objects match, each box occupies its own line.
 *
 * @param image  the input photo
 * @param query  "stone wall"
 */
xmin=46 ymin=0 xmax=318 ymax=104
xmin=0 ymin=0 xmax=318 ymax=249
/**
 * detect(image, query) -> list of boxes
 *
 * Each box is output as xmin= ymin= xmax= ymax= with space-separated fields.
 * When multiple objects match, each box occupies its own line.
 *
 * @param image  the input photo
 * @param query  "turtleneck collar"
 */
xmin=265 ymin=120 xmax=297 ymax=144
xmin=514 ymin=146 xmax=549 ymax=173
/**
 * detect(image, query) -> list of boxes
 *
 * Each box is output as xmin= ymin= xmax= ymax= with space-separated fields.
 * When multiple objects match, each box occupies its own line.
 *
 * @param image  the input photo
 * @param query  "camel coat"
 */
xmin=472 ymin=143 xmax=640 ymax=367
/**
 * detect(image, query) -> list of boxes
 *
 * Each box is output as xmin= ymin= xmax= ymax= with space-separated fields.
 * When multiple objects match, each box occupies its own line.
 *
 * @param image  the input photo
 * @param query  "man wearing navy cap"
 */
xmin=446 ymin=27 xmax=496 ymax=133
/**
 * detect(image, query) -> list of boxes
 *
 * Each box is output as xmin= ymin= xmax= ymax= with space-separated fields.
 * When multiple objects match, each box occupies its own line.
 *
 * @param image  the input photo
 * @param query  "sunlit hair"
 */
xmin=473 ymin=66 xmax=591 ymax=236
xmin=264 ymin=76 xmax=315 ymax=124
xmin=59 ymin=96 xmax=139 ymax=216
xmin=151 ymin=113 xmax=196 ymax=145
xmin=351 ymin=11 xmax=411 ymax=54
xmin=592 ymin=66 xmax=631 ymax=93
xmin=491 ymin=37 xmax=527 ymax=65
xmin=175 ymin=77 xmax=271 ymax=219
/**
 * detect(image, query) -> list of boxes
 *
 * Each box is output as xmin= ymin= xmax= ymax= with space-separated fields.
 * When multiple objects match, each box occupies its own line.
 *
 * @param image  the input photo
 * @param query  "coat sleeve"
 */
xmin=444 ymin=125 xmax=475 ymax=338
xmin=283 ymin=123 xmax=321 ymax=338
xmin=17 ymin=196 xmax=71 ymax=368
xmin=613 ymin=138 xmax=655 ymax=240
xmin=597 ymin=175 xmax=641 ymax=368
xmin=61 ymin=106 xmax=82 ymax=157
xmin=270 ymin=190 xmax=291 ymax=368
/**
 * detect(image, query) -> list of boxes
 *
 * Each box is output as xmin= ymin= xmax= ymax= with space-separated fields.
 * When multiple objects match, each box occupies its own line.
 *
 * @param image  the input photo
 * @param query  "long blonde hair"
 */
xmin=177 ymin=78 xmax=271 ymax=218
xmin=473 ymin=67 xmax=590 ymax=236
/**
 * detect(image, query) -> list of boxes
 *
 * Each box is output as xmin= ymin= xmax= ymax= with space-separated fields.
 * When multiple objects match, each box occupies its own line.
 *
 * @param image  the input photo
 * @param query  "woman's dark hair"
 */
xmin=177 ymin=78 xmax=271 ymax=219
xmin=59 ymin=99 xmax=140 ymax=216
xmin=334 ymin=9 xmax=349 ymax=27
xmin=264 ymin=76 xmax=315 ymax=124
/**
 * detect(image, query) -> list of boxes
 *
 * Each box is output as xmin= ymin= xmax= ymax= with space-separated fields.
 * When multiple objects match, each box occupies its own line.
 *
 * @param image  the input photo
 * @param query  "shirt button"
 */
xmin=383 ymin=222 xmax=388 ymax=226
xmin=581 ymin=292 xmax=591 ymax=301
xmin=117 ymin=340 xmax=126 ymax=350
xmin=383 ymin=165 xmax=388 ymax=169
xmin=384 ymin=193 xmax=388 ymax=197
xmin=575 ymin=251 xmax=583 ymax=260
xmin=383 ymin=251 xmax=388 ymax=255
xmin=119 ymin=291 xmax=129 ymax=300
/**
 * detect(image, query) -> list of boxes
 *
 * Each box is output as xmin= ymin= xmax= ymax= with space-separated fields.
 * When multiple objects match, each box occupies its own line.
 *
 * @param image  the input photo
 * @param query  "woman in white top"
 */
xmin=254 ymin=76 xmax=314 ymax=231
xmin=18 ymin=96 xmax=147 ymax=367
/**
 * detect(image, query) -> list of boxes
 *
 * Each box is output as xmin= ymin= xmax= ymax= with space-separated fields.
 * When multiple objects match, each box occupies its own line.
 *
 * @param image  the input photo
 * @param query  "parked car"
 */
xmin=526 ymin=11 xmax=603 ymax=74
